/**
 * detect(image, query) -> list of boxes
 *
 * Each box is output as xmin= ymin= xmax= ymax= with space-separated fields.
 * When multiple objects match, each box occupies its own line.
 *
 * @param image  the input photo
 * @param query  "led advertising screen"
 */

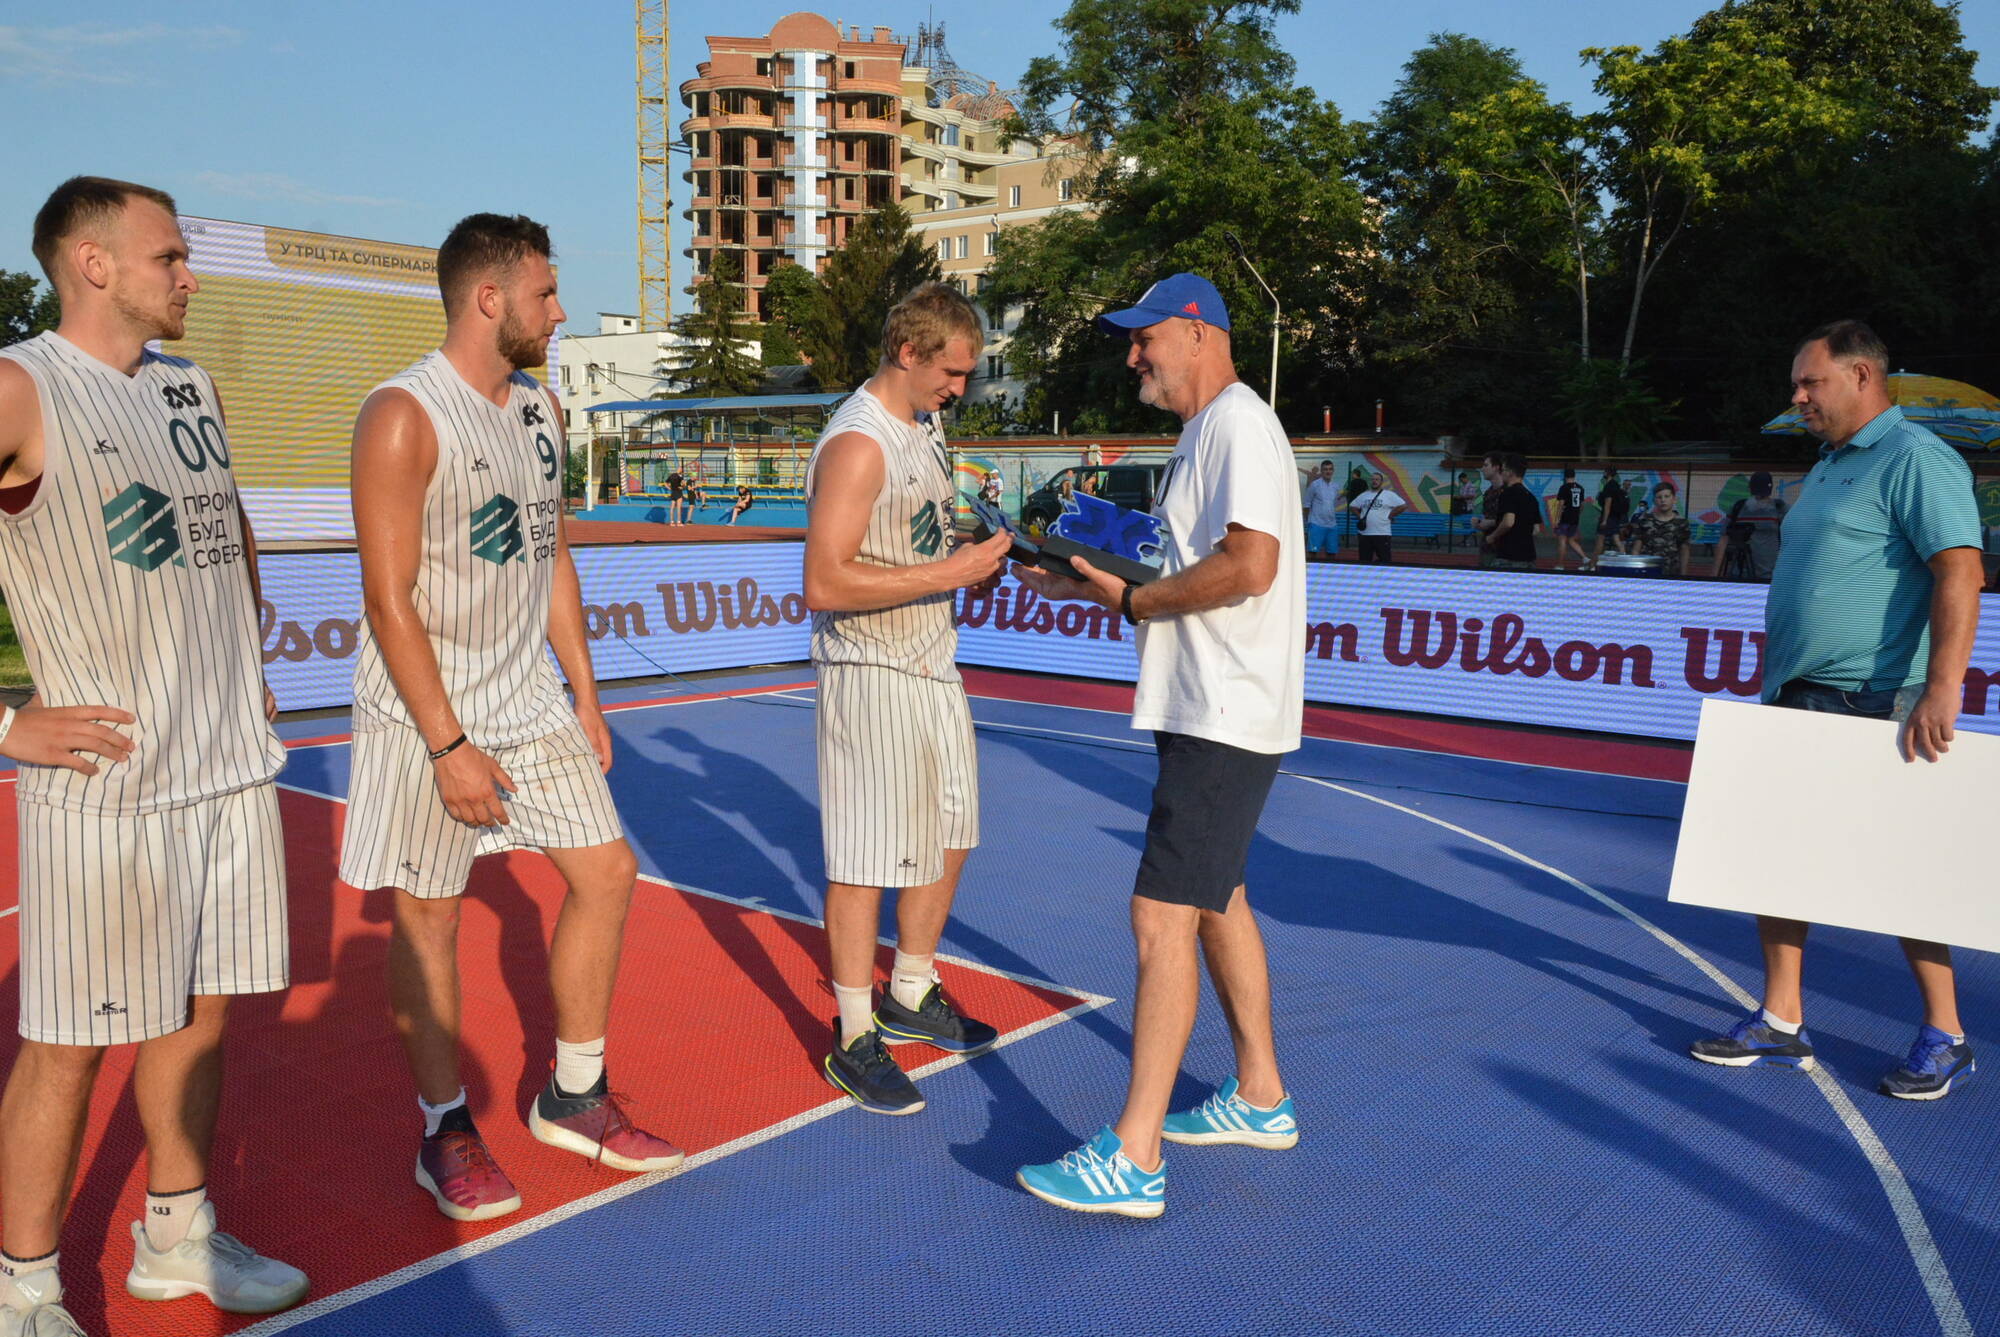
xmin=170 ymin=217 xmax=557 ymax=542
xmin=258 ymin=543 xmax=809 ymax=711
xmin=257 ymin=546 xmax=2000 ymax=744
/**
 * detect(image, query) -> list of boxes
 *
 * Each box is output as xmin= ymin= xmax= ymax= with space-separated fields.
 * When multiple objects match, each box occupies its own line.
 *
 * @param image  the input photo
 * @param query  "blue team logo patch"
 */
xmin=469 ymin=494 xmax=526 ymax=565
xmin=103 ymin=482 xmax=185 ymax=571
xmin=1051 ymin=492 xmax=1166 ymax=566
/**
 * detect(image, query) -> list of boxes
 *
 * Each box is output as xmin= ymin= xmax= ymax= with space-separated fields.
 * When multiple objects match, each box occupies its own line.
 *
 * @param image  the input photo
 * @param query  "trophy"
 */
xmin=963 ymin=490 xmax=1165 ymax=586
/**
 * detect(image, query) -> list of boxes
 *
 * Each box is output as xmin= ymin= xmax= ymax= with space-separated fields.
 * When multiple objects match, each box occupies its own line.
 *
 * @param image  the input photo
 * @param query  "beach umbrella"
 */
xmin=1763 ymin=372 xmax=2000 ymax=450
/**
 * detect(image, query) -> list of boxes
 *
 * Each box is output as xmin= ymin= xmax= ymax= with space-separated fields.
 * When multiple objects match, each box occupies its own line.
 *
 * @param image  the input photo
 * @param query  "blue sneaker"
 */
xmin=1689 ymin=1014 xmax=1816 ymax=1069
xmin=1160 ymin=1077 xmax=1298 ymax=1149
xmin=1016 ymin=1126 xmax=1165 ymax=1219
xmin=1880 ymin=1025 xmax=1975 ymax=1101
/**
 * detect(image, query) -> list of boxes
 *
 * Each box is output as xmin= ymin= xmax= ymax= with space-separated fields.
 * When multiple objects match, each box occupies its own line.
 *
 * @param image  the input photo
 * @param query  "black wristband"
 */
xmin=428 ymin=733 xmax=468 ymax=761
xmin=1121 ymin=583 xmax=1142 ymax=626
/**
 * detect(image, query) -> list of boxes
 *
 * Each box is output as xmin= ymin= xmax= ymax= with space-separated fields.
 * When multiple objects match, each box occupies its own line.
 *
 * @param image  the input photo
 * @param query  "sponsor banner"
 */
xmin=954 ymin=564 xmax=2000 ymax=743
xmin=258 ymin=543 xmax=808 ymax=712
xmin=256 ymin=546 xmax=2000 ymax=744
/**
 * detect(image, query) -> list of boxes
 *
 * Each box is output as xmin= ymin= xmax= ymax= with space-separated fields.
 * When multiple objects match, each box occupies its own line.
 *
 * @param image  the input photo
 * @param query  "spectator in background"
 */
xmin=1473 ymin=456 xmax=1504 ymax=550
xmin=1713 ymin=470 xmax=1787 ymax=581
xmin=980 ymin=469 xmax=1002 ymax=506
xmin=1593 ymin=468 xmax=1630 ymax=561
xmin=1349 ymin=470 xmax=1407 ymax=565
xmin=727 ymin=484 xmax=754 ymax=525
xmin=1550 ymin=467 xmax=1589 ymax=571
xmin=1624 ymin=480 xmax=1691 ymax=575
xmin=685 ymin=473 xmax=707 ymax=520
xmin=1302 ymin=458 xmax=1343 ymax=563
xmin=664 ymin=469 xmax=686 ymax=525
xmin=1480 ymin=452 xmax=1540 ymax=571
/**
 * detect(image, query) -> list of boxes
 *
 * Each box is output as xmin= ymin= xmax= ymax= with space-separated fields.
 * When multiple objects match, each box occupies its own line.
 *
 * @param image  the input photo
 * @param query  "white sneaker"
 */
xmin=0 ymin=1268 xmax=86 ymax=1337
xmin=125 ymin=1201 xmax=308 ymax=1314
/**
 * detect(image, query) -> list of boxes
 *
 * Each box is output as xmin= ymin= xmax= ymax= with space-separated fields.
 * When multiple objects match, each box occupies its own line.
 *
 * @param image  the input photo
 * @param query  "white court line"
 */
xmin=235 ymin=994 xmax=1107 ymax=1336
xmin=241 ymin=774 xmax=1113 ymax=1331
xmin=1289 ymin=772 xmax=1971 ymax=1337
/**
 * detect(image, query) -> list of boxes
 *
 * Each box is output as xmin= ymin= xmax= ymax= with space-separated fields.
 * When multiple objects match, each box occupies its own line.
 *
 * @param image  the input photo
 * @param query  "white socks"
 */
xmin=890 ymin=951 xmax=936 ymax=1011
xmin=833 ymin=981 xmax=875 ymax=1048
xmin=420 ymin=1087 xmax=467 ymax=1138
xmin=0 ymin=1249 xmax=58 ymax=1310
xmin=554 ymin=1036 xmax=607 ymax=1096
xmin=143 ymin=1185 xmax=206 ymax=1252
xmin=1760 ymin=1009 xmax=1801 ymax=1035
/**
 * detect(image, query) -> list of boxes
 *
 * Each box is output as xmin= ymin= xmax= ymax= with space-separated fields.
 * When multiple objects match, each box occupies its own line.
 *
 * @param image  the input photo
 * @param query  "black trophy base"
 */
xmin=1036 ymin=534 xmax=1161 ymax=586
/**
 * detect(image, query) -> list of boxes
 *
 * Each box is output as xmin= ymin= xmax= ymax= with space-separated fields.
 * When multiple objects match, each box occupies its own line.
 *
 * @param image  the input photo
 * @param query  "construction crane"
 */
xmin=636 ymin=0 xmax=670 ymax=331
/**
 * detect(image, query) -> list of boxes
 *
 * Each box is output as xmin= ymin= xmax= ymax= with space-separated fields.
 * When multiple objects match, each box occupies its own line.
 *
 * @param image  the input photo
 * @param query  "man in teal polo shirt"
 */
xmin=1689 ymin=320 xmax=1983 ymax=1099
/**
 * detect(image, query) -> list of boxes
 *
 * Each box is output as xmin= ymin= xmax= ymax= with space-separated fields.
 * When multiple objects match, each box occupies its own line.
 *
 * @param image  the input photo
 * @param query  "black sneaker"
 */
xmin=822 ymin=1021 xmax=926 ymax=1115
xmin=1879 ymin=1025 xmax=1975 ymax=1101
xmin=1689 ymin=1013 xmax=1816 ymax=1069
xmin=875 ymin=981 xmax=998 ymax=1053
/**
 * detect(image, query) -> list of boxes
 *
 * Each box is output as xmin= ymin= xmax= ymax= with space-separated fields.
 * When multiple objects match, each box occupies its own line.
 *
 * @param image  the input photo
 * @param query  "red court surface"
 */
xmin=0 ymin=785 xmax=1090 ymax=1336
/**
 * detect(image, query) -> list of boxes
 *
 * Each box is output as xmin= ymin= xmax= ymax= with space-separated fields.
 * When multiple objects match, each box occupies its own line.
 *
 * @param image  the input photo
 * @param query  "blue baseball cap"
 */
xmin=1094 ymin=273 xmax=1231 ymax=333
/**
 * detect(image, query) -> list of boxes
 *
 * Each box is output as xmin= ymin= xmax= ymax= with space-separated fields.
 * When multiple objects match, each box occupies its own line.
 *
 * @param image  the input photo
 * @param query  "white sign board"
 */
xmin=1668 ymin=698 xmax=2000 ymax=953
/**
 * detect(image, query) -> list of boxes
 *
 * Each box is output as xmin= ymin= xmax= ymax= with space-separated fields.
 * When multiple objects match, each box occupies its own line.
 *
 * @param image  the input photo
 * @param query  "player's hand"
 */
xmin=1901 ymin=686 xmax=1959 ymax=764
xmin=0 ymin=703 xmax=136 ymax=776
xmin=263 ymin=682 xmax=278 ymax=722
xmin=577 ymin=703 xmax=614 ymax=774
xmin=432 ymin=743 xmax=515 ymax=827
xmin=940 ymin=527 xmax=1012 ymax=590
xmin=1016 ymin=560 xmax=1112 ymax=604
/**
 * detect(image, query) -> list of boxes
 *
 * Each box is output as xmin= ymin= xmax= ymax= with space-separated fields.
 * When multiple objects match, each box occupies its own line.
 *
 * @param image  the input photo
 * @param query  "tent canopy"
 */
xmin=586 ymin=393 xmax=848 ymax=415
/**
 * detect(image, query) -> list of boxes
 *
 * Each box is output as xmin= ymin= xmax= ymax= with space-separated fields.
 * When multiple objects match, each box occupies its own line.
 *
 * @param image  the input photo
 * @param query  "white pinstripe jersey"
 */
xmin=350 ymin=352 xmax=570 ymax=747
xmin=805 ymin=385 xmax=958 ymax=681
xmin=0 ymin=333 xmax=283 ymax=815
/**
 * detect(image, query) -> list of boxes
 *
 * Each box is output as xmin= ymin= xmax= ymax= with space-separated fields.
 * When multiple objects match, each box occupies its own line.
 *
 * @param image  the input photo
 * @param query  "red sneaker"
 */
xmin=415 ymin=1108 xmax=523 ymax=1221
xmin=528 ymin=1072 xmax=685 ymax=1173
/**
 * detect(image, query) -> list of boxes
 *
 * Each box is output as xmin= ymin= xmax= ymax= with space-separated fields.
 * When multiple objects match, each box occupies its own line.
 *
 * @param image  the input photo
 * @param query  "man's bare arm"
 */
xmin=1903 ymin=545 xmax=1983 ymax=763
xmin=1016 ymin=523 xmax=1278 ymax=619
xmin=352 ymin=387 xmax=514 ymax=824
xmin=0 ymin=361 xmax=44 ymax=488
xmin=802 ymin=431 xmax=1006 ymax=612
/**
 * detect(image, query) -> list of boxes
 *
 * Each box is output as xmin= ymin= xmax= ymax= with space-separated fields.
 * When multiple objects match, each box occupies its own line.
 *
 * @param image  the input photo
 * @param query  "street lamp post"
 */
xmin=1225 ymin=232 xmax=1279 ymax=411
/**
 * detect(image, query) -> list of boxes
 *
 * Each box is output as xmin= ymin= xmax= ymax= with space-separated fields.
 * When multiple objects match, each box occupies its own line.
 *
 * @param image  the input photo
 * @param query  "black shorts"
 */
xmin=1133 ymin=732 xmax=1282 ymax=913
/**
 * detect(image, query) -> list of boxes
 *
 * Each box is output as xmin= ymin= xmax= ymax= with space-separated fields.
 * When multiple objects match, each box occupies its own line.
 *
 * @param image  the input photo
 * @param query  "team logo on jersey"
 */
xmin=469 ymin=493 xmax=526 ymax=564
xmin=520 ymin=401 xmax=546 ymax=427
xmin=103 ymin=482 xmax=185 ymax=570
xmin=160 ymin=382 xmax=202 ymax=410
xmin=909 ymin=500 xmax=943 ymax=557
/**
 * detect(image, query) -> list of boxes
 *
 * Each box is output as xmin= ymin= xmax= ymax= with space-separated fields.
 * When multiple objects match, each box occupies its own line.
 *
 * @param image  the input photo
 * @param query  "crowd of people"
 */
xmin=1298 ymin=454 xmax=1793 ymax=582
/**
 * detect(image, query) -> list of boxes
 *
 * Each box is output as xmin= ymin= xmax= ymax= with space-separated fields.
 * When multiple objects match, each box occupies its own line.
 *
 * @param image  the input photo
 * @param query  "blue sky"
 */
xmin=2 ymin=1 xmax=1995 ymax=326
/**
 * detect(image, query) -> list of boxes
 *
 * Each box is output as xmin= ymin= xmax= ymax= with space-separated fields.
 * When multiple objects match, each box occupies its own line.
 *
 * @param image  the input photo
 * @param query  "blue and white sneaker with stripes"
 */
xmin=1160 ymin=1077 xmax=1299 ymax=1149
xmin=1016 ymin=1126 xmax=1165 ymax=1219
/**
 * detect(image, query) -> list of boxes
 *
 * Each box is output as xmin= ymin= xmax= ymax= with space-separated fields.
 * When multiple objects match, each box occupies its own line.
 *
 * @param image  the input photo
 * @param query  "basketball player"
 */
xmin=0 ymin=178 xmax=308 ymax=1334
xmin=341 ymin=214 xmax=681 ymax=1223
xmin=803 ymin=282 xmax=1011 ymax=1114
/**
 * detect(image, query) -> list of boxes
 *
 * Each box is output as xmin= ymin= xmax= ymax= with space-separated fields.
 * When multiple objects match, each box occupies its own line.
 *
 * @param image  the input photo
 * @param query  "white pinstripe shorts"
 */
xmin=338 ymin=718 xmax=624 ymax=900
xmin=816 ymin=663 xmax=979 ymax=888
xmin=16 ymin=782 xmax=288 ymax=1046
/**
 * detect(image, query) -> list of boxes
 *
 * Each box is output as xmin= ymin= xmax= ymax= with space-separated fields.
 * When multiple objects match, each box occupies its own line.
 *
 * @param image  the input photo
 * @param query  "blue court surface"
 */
xmin=237 ymin=667 xmax=1998 ymax=1337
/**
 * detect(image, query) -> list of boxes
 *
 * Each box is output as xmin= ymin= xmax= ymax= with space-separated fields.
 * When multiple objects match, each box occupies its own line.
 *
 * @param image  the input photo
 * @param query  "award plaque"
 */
xmin=963 ymin=491 xmax=1165 ymax=586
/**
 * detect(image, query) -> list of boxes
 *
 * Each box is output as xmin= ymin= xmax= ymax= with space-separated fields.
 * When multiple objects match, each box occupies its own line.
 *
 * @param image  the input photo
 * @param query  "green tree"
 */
xmin=672 ymin=249 xmax=762 ymax=396
xmin=1586 ymin=18 xmax=1854 ymax=368
xmin=773 ymin=202 xmax=943 ymax=390
xmin=988 ymin=0 xmax=1367 ymax=430
xmin=1557 ymin=358 xmax=1675 ymax=451
xmin=0 ymin=271 xmax=60 ymax=347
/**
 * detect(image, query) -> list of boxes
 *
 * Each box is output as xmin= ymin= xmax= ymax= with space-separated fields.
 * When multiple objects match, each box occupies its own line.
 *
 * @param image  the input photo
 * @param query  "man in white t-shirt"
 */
xmin=1349 ymin=471 xmax=1407 ymax=565
xmin=1010 ymin=274 xmax=1304 ymax=1219
xmin=1301 ymin=458 xmax=1342 ymax=562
